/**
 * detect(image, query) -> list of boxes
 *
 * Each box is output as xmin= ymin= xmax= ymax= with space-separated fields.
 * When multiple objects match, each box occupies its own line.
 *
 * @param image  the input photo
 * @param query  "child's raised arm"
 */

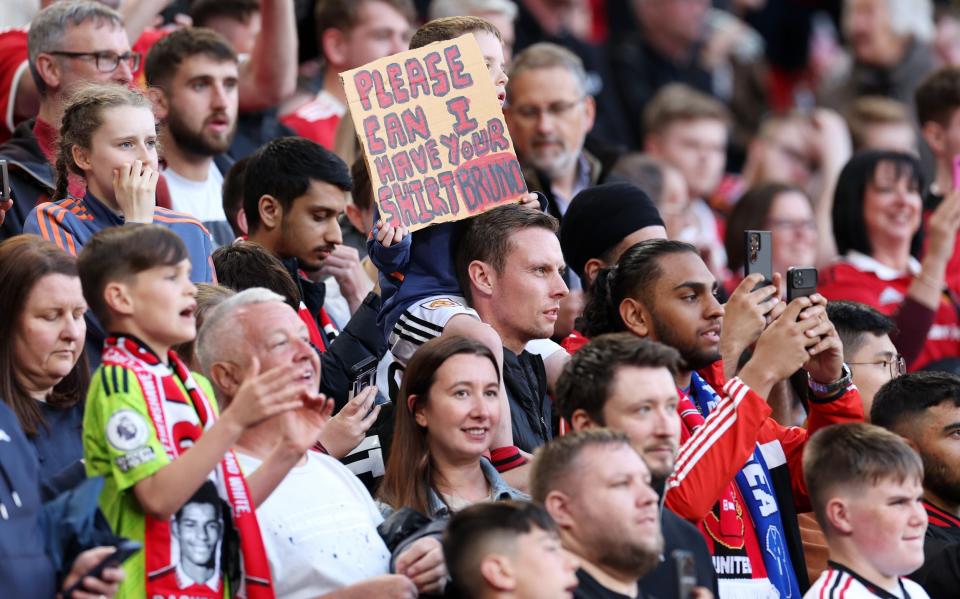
xmin=131 ymin=359 xmax=312 ymax=520
xmin=368 ymin=215 xmax=412 ymax=274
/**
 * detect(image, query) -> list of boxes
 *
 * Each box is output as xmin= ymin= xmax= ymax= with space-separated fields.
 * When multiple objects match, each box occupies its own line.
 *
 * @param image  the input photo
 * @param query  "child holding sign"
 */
xmin=369 ymin=17 xmax=543 ymax=454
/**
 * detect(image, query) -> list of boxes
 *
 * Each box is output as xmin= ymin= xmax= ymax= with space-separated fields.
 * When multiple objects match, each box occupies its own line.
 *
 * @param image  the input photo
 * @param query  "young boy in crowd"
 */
xmin=803 ymin=422 xmax=930 ymax=598
xmin=78 ymin=224 xmax=330 ymax=598
xmin=443 ymin=500 xmax=580 ymax=599
xmin=369 ymin=16 xmax=542 ymax=450
xmin=642 ymin=84 xmax=731 ymax=279
xmin=370 ymin=16 xmax=538 ymax=366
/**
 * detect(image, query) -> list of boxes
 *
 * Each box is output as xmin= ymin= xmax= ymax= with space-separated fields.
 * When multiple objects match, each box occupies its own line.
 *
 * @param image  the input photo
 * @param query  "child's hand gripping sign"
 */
xmin=341 ymin=34 xmax=528 ymax=233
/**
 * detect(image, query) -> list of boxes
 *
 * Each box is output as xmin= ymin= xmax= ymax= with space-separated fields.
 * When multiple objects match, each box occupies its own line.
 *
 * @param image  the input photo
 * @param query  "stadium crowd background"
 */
xmin=3 ymin=1 xmax=960 ymax=598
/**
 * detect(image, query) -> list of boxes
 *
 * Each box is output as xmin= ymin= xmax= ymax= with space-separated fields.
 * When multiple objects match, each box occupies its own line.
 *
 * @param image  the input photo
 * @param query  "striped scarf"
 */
xmin=682 ymin=372 xmax=801 ymax=599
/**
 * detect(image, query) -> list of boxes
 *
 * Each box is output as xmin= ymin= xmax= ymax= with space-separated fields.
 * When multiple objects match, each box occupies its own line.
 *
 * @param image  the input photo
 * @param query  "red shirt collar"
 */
xmin=33 ymin=117 xmax=57 ymax=163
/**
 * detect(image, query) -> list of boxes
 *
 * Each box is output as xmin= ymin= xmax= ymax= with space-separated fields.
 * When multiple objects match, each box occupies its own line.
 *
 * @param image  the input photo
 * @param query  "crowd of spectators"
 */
xmin=5 ymin=1 xmax=960 ymax=598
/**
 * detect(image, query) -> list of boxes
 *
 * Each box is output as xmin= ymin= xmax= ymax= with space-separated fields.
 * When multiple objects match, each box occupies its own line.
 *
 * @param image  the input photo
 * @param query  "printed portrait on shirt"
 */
xmin=171 ymin=481 xmax=225 ymax=590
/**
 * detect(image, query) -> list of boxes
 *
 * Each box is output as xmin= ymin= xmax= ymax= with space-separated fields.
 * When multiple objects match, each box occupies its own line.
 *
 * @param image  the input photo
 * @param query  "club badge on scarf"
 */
xmin=689 ymin=373 xmax=800 ymax=599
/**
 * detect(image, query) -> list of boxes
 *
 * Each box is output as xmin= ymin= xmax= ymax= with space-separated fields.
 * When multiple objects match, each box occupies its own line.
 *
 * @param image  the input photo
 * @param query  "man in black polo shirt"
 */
xmin=555 ymin=333 xmax=717 ymax=599
xmin=531 ymin=430 xmax=677 ymax=599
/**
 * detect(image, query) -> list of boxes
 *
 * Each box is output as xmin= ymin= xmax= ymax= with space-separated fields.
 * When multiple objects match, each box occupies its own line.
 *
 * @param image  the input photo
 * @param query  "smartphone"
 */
xmin=673 ymin=549 xmax=697 ymax=599
xmin=349 ymin=355 xmax=378 ymax=401
xmin=743 ymin=230 xmax=773 ymax=290
xmin=786 ymin=267 xmax=818 ymax=302
xmin=63 ymin=539 xmax=141 ymax=598
xmin=0 ymin=159 xmax=9 ymax=202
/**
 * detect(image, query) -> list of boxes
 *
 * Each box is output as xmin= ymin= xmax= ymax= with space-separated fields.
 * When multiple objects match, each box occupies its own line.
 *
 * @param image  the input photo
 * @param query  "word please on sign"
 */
xmin=342 ymin=34 xmax=526 ymax=232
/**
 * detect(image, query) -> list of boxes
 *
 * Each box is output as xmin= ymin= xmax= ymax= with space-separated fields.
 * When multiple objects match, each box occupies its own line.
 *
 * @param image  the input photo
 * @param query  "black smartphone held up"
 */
xmin=63 ymin=539 xmax=141 ymax=599
xmin=673 ymin=549 xmax=697 ymax=599
xmin=786 ymin=267 xmax=818 ymax=303
xmin=0 ymin=159 xmax=10 ymax=202
xmin=349 ymin=355 xmax=378 ymax=401
xmin=743 ymin=230 xmax=773 ymax=290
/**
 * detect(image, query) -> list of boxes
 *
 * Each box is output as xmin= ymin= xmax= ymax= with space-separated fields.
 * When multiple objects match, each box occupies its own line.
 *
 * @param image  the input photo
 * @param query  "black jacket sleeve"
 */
xmin=319 ymin=292 xmax=388 ymax=413
xmin=910 ymin=534 xmax=960 ymax=599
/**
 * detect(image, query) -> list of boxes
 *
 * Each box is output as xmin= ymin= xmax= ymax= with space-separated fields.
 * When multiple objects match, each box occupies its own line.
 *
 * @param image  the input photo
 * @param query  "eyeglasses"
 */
xmin=48 ymin=50 xmax=141 ymax=74
xmin=509 ymin=97 xmax=585 ymax=122
xmin=848 ymin=355 xmax=907 ymax=379
xmin=767 ymin=218 xmax=816 ymax=233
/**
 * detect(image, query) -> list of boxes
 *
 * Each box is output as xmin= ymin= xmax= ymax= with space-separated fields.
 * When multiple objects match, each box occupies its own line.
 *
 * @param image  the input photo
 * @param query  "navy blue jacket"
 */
xmin=30 ymin=401 xmax=86 ymax=499
xmin=0 ymin=118 xmax=55 ymax=241
xmin=503 ymin=348 xmax=552 ymax=453
xmin=0 ymin=400 xmax=57 ymax=598
xmin=368 ymin=214 xmax=464 ymax=341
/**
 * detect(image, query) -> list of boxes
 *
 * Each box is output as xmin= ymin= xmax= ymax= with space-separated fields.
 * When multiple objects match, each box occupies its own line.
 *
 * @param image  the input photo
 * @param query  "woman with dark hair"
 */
xmin=723 ymin=183 xmax=818 ymax=295
xmin=819 ymin=150 xmax=960 ymax=370
xmin=378 ymin=336 xmax=525 ymax=518
xmin=0 ymin=235 xmax=89 ymax=491
xmin=0 ymin=237 xmax=123 ymax=599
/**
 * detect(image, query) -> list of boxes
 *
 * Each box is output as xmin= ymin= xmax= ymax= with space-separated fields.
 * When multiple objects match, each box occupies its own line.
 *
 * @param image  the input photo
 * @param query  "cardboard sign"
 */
xmin=341 ymin=34 xmax=527 ymax=233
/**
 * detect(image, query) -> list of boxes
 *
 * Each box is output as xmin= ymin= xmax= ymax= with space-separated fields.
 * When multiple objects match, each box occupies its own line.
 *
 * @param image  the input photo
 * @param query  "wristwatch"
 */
xmin=808 ymin=363 xmax=852 ymax=396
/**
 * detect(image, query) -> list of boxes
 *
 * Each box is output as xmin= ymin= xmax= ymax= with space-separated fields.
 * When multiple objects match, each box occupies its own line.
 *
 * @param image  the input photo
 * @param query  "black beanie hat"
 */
xmin=560 ymin=182 xmax=665 ymax=279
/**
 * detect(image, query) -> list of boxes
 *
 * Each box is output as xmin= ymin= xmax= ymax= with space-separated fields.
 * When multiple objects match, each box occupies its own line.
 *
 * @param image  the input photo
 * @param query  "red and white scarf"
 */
xmin=102 ymin=336 xmax=275 ymax=599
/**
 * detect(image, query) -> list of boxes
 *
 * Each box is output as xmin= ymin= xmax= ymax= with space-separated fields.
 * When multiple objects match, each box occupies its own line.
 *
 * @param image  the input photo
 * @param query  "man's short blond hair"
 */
xmin=643 ymin=83 xmax=731 ymax=137
xmin=530 ymin=429 xmax=632 ymax=503
xmin=507 ymin=42 xmax=588 ymax=99
xmin=846 ymin=96 xmax=912 ymax=150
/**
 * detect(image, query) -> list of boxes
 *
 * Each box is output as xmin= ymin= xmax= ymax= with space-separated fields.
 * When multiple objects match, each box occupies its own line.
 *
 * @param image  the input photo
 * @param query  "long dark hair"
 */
xmin=832 ymin=150 xmax=924 ymax=258
xmin=378 ymin=336 xmax=500 ymax=515
xmin=0 ymin=235 xmax=89 ymax=435
xmin=581 ymin=239 xmax=698 ymax=337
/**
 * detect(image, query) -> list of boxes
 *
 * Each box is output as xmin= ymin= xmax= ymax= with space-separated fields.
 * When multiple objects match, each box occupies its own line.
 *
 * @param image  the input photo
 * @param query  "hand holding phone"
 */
xmin=318 ymin=383 xmax=382 ymax=458
xmin=673 ymin=550 xmax=697 ymax=599
xmin=786 ymin=267 xmax=818 ymax=303
xmin=63 ymin=540 xmax=140 ymax=598
xmin=349 ymin=356 xmax=378 ymax=403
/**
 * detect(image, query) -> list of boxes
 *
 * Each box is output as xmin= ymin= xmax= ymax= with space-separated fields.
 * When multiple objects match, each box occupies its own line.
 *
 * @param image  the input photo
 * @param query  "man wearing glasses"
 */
xmin=0 ymin=0 xmax=164 ymax=240
xmin=827 ymin=300 xmax=906 ymax=418
xmin=504 ymin=42 xmax=612 ymax=223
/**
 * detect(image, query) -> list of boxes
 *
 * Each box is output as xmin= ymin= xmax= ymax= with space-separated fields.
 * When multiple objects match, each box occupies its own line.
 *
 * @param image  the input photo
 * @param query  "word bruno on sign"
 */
xmin=341 ymin=34 xmax=527 ymax=233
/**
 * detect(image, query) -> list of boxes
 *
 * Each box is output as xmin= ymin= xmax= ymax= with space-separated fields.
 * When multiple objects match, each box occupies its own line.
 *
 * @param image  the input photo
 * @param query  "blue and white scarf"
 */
xmin=690 ymin=372 xmax=801 ymax=599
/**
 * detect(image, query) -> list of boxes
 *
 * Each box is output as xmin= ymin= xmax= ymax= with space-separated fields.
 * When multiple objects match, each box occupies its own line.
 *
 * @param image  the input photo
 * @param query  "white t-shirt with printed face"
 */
xmin=237 ymin=451 xmax=392 ymax=599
